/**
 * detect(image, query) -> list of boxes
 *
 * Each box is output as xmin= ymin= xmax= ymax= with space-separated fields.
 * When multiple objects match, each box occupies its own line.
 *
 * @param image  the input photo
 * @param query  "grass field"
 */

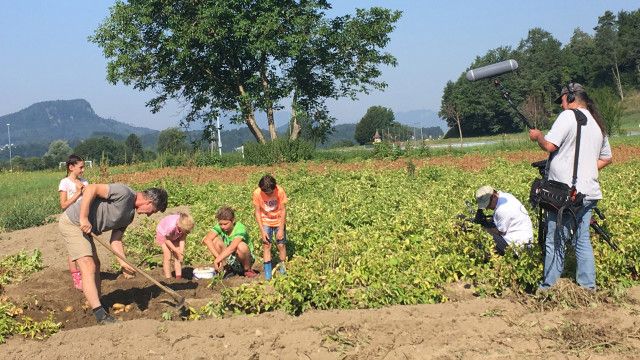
xmin=0 ymin=168 xmax=98 ymax=231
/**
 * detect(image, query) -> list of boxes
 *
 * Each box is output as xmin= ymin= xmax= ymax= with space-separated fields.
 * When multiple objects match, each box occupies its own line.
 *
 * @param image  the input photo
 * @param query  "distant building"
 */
xmin=373 ymin=130 xmax=382 ymax=143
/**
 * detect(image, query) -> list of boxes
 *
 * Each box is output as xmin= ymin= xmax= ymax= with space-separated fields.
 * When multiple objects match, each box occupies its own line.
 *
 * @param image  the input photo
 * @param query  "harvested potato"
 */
xmin=124 ymin=304 xmax=134 ymax=312
xmin=112 ymin=303 xmax=125 ymax=310
xmin=64 ymin=306 xmax=74 ymax=312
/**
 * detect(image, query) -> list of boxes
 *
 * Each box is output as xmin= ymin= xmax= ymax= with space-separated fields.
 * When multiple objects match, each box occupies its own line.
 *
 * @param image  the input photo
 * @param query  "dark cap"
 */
xmin=555 ymin=83 xmax=585 ymax=104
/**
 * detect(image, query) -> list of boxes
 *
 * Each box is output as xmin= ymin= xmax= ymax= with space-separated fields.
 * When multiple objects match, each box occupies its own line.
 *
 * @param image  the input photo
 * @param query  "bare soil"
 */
xmin=108 ymin=144 xmax=638 ymax=186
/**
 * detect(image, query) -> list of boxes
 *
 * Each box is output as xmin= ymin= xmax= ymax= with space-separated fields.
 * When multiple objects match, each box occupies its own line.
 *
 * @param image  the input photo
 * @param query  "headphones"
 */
xmin=566 ymin=82 xmax=576 ymax=103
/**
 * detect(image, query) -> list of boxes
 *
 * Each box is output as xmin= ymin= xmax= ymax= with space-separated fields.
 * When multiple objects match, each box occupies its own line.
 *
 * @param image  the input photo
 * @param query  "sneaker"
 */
xmin=97 ymin=313 xmax=117 ymax=325
xmin=244 ymin=269 xmax=259 ymax=278
xmin=71 ymin=271 xmax=82 ymax=290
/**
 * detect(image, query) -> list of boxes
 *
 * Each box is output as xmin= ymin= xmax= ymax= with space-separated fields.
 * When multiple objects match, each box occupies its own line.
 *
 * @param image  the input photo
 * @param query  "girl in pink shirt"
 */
xmin=156 ymin=212 xmax=194 ymax=279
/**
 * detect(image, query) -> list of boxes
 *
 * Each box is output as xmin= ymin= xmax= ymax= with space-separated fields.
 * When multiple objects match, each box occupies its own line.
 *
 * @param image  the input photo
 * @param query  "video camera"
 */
xmin=457 ymin=200 xmax=495 ymax=232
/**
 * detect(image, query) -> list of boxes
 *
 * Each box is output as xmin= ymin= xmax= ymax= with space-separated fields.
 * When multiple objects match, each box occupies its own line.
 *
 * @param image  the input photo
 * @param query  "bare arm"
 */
xmin=214 ymin=237 xmax=243 ymax=269
xmin=277 ymin=204 xmax=287 ymax=240
xmin=254 ymin=205 xmax=268 ymax=242
xmin=79 ymin=184 xmax=110 ymax=234
xmin=598 ymin=157 xmax=612 ymax=170
xmin=202 ymin=231 xmax=222 ymax=258
xmin=59 ymin=186 xmax=83 ymax=210
xmin=529 ymin=129 xmax=558 ymax=153
xmin=110 ymin=228 xmax=134 ymax=273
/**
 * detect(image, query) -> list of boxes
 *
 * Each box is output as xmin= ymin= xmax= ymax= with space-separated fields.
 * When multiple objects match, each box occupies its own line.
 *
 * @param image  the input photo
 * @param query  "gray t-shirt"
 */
xmin=65 ymin=184 xmax=136 ymax=235
xmin=545 ymin=109 xmax=612 ymax=200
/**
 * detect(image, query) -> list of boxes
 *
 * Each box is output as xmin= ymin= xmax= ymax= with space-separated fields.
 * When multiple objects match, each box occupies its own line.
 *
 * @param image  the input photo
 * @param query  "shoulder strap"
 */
xmin=571 ymin=109 xmax=587 ymax=188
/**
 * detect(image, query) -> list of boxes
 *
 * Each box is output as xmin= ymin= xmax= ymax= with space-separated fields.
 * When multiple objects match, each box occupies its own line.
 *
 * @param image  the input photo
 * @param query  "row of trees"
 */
xmin=91 ymin=1 xmax=402 ymax=146
xmin=0 ymin=128 xmax=195 ymax=171
xmin=440 ymin=9 xmax=640 ymax=138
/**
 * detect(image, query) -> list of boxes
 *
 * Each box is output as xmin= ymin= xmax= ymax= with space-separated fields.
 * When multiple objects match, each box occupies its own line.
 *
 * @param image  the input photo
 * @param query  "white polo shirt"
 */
xmin=493 ymin=192 xmax=533 ymax=246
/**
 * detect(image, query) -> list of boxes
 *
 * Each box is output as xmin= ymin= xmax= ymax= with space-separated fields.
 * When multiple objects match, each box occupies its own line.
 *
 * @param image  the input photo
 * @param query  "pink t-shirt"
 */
xmin=155 ymin=214 xmax=185 ymax=246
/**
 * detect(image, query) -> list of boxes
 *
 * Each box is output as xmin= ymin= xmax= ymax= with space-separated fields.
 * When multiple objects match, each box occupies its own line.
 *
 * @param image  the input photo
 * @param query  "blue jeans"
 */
xmin=262 ymin=225 xmax=287 ymax=245
xmin=540 ymin=200 xmax=597 ymax=290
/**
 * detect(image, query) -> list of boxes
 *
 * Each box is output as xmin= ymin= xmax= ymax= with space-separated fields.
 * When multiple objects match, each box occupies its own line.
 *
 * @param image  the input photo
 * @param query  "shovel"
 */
xmin=91 ymin=233 xmax=187 ymax=312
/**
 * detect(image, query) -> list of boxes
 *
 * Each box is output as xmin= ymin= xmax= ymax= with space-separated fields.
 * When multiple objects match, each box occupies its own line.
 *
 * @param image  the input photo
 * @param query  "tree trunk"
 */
xmin=260 ymin=64 xmax=277 ymax=140
xmin=238 ymin=85 xmax=266 ymax=144
xmin=289 ymin=93 xmax=301 ymax=140
xmin=612 ymin=57 xmax=624 ymax=101
xmin=456 ymin=115 xmax=463 ymax=148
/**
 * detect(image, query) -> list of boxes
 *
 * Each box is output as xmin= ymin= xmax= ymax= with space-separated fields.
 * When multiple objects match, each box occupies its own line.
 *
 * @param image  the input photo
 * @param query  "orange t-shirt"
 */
xmin=252 ymin=185 xmax=288 ymax=227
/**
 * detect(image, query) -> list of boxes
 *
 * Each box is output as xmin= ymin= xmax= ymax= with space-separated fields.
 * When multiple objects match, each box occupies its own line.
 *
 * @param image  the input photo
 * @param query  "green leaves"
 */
xmin=91 ymin=1 xmax=401 ymax=143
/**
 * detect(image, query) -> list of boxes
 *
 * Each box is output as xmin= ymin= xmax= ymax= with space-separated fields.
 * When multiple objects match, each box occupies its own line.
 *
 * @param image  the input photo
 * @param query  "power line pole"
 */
xmin=216 ymin=115 xmax=222 ymax=156
xmin=6 ymin=123 xmax=12 ymax=172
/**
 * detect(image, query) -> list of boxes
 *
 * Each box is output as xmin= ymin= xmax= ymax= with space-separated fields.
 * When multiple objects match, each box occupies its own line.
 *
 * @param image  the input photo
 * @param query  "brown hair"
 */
xmin=65 ymin=154 xmax=84 ymax=176
xmin=258 ymin=174 xmax=277 ymax=192
xmin=575 ymin=91 xmax=607 ymax=136
xmin=216 ymin=206 xmax=235 ymax=221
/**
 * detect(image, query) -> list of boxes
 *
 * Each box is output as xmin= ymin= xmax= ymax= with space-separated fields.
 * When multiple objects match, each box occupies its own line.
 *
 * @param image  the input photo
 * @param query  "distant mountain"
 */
xmin=0 ymin=99 xmax=157 ymax=150
xmin=0 ymin=99 xmax=449 ymax=159
xmin=394 ymin=109 xmax=448 ymax=132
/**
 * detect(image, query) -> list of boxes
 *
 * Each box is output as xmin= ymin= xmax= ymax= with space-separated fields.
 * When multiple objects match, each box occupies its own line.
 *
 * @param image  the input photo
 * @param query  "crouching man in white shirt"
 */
xmin=475 ymin=185 xmax=533 ymax=256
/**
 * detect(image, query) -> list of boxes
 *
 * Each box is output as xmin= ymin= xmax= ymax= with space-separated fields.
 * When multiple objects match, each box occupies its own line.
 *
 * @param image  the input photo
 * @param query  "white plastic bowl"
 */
xmin=193 ymin=267 xmax=216 ymax=279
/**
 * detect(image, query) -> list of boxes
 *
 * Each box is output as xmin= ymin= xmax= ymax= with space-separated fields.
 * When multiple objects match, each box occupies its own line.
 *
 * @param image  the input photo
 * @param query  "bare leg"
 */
xmin=174 ymin=240 xmax=185 ymax=278
xmin=161 ymin=243 xmax=172 ymax=278
xmin=277 ymin=243 xmax=287 ymax=263
xmin=236 ymin=242 xmax=252 ymax=271
xmin=76 ymin=256 xmax=101 ymax=309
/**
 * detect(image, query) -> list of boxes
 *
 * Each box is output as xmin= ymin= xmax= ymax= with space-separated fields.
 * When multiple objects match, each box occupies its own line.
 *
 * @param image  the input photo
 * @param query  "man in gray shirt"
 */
xmin=529 ymin=82 xmax=612 ymax=290
xmin=59 ymin=183 xmax=168 ymax=324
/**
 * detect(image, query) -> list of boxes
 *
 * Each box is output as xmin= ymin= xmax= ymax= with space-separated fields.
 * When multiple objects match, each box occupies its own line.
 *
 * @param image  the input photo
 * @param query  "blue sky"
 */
xmin=1 ymin=1 xmax=638 ymax=130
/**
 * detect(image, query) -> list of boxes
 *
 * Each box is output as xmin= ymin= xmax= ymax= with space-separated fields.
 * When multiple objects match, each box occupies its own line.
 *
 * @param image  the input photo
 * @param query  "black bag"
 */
xmin=530 ymin=178 xmax=584 ymax=212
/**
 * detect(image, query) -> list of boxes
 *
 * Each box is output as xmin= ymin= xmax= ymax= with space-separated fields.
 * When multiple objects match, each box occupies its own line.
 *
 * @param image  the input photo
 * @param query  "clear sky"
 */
xmin=1 ymin=1 xmax=638 ymax=130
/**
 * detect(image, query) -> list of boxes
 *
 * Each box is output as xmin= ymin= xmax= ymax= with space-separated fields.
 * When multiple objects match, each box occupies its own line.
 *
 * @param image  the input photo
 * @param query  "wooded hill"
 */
xmin=440 ymin=9 xmax=640 ymax=137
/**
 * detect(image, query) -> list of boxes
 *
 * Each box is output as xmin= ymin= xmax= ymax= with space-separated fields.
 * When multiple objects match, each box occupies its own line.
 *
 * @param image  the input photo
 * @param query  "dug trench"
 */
xmin=0 ymin=212 xmax=255 ymax=330
xmin=2 ymin=264 xmax=254 ymax=330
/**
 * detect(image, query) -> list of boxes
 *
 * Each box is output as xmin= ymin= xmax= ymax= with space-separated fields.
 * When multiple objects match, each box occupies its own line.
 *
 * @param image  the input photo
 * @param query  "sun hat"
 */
xmin=475 ymin=185 xmax=495 ymax=209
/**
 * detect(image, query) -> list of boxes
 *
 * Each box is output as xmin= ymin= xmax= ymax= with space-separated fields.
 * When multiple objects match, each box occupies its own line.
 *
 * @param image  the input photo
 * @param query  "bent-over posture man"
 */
xmin=58 ymin=184 xmax=167 ymax=324
xmin=475 ymin=185 xmax=533 ymax=256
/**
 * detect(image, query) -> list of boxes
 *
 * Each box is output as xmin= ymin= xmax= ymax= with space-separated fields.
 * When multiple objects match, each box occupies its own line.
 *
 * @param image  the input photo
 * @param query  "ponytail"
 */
xmin=65 ymin=154 xmax=84 ymax=176
xmin=577 ymin=92 xmax=607 ymax=136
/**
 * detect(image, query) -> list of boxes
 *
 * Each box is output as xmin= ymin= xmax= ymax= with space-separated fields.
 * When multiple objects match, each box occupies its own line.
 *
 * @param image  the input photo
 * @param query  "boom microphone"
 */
xmin=466 ymin=59 xmax=518 ymax=81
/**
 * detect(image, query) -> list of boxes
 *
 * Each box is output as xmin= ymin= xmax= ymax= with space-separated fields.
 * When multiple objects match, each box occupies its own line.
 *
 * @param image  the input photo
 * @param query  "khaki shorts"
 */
xmin=58 ymin=212 xmax=97 ymax=261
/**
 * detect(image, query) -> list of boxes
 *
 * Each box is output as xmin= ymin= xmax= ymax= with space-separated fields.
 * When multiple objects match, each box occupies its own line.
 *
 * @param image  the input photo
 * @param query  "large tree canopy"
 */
xmin=354 ymin=106 xmax=396 ymax=144
xmin=91 ymin=0 xmax=401 ymax=144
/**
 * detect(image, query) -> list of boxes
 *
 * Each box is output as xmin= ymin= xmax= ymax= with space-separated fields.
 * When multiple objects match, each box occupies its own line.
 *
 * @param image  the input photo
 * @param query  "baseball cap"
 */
xmin=475 ymin=185 xmax=494 ymax=209
xmin=554 ymin=83 xmax=585 ymax=104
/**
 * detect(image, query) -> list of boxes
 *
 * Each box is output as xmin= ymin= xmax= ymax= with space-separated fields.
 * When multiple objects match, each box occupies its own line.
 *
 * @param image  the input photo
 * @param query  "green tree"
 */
xmin=616 ymin=9 xmax=640 ymax=88
xmin=298 ymin=108 xmax=334 ymax=146
xmin=439 ymin=46 xmax=522 ymax=136
xmin=125 ymin=134 xmax=144 ymax=163
xmin=593 ymin=11 xmax=624 ymax=99
xmin=157 ymin=128 xmax=188 ymax=154
xmin=74 ymin=136 xmax=125 ymax=165
xmin=354 ymin=106 xmax=395 ymax=145
xmin=562 ymin=28 xmax=597 ymax=85
xmin=44 ymin=140 xmax=73 ymax=163
xmin=90 ymin=1 xmax=401 ymax=144
xmin=590 ymin=88 xmax=624 ymax=136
